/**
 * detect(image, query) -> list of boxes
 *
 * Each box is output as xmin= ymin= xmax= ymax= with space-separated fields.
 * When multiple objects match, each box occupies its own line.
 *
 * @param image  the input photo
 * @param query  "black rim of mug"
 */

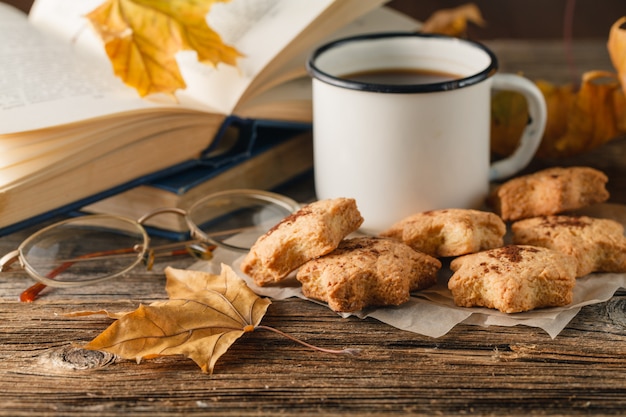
xmin=306 ymin=31 xmax=499 ymax=94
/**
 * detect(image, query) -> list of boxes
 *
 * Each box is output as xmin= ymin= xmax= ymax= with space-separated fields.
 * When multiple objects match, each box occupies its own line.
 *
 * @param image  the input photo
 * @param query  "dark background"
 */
xmin=388 ymin=0 xmax=623 ymax=39
xmin=3 ymin=0 xmax=624 ymax=39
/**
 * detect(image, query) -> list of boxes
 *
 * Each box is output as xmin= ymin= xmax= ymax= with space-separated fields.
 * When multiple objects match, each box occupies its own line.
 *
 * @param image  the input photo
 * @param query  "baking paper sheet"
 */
xmin=190 ymin=203 xmax=626 ymax=338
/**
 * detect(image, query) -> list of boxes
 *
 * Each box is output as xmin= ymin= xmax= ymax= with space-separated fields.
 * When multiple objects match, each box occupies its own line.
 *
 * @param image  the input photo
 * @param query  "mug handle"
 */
xmin=489 ymin=73 xmax=547 ymax=181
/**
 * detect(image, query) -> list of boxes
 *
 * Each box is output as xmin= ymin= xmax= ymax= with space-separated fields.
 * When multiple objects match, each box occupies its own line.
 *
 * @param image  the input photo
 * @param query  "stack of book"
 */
xmin=0 ymin=0 xmax=419 ymax=236
xmin=83 ymin=118 xmax=314 ymax=238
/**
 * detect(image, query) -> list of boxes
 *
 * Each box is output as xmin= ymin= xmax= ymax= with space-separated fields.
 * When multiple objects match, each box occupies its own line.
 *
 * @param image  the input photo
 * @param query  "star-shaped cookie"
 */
xmin=296 ymin=237 xmax=441 ymax=312
xmin=448 ymin=245 xmax=577 ymax=313
xmin=512 ymin=215 xmax=626 ymax=276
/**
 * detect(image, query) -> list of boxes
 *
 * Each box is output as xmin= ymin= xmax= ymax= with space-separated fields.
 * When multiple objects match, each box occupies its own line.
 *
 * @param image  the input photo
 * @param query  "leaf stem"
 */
xmin=255 ymin=325 xmax=360 ymax=356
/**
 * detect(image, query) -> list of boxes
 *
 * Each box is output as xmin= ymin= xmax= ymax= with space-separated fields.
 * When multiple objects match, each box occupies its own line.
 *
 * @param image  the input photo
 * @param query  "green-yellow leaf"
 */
xmin=83 ymin=265 xmax=271 ymax=374
xmin=86 ymin=0 xmax=242 ymax=97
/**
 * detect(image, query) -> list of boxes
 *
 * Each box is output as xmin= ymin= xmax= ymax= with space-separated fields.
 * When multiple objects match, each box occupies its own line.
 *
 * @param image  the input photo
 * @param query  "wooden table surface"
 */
xmin=2 ymin=39 xmax=626 ymax=416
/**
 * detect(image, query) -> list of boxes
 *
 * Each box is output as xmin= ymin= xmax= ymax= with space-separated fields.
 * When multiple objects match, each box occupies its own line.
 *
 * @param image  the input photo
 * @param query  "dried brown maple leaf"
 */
xmin=77 ymin=265 xmax=357 ymax=373
xmin=491 ymin=17 xmax=626 ymax=158
xmin=82 ymin=265 xmax=270 ymax=374
xmin=86 ymin=0 xmax=242 ymax=97
xmin=491 ymin=71 xmax=626 ymax=158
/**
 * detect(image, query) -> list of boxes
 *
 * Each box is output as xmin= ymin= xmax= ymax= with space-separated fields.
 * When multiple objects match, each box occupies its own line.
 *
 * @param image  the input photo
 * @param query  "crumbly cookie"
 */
xmin=448 ymin=245 xmax=576 ymax=313
xmin=489 ymin=166 xmax=609 ymax=221
xmin=296 ymin=237 xmax=441 ymax=312
xmin=380 ymin=208 xmax=506 ymax=257
xmin=512 ymin=215 xmax=626 ymax=277
xmin=240 ymin=197 xmax=363 ymax=286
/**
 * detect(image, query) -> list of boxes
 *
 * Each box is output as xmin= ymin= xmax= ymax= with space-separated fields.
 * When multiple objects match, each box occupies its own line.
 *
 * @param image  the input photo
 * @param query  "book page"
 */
xmin=237 ymin=7 xmax=421 ymax=104
xmin=0 ymin=2 xmax=199 ymax=134
xmin=25 ymin=0 xmax=339 ymax=117
xmin=232 ymin=0 xmax=389 ymax=107
xmin=5 ymin=0 xmax=390 ymax=133
xmin=175 ymin=0 xmax=338 ymax=113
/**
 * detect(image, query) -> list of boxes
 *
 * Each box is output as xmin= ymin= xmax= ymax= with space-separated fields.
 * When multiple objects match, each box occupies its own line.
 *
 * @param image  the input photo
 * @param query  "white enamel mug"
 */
xmin=307 ymin=32 xmax=547 ymax=234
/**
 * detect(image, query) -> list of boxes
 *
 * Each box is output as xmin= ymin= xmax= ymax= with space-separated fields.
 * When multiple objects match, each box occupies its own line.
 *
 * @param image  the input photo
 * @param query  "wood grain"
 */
xmin=2 ymin=289 xmax=626 ymax=416
xmin=1 ymin=40 xmax=626 ymax=416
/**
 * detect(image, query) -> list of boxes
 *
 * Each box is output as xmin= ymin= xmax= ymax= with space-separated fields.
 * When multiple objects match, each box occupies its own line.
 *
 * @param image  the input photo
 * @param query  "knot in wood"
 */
xmin=40 ymin=345 xmax=116 ymax=370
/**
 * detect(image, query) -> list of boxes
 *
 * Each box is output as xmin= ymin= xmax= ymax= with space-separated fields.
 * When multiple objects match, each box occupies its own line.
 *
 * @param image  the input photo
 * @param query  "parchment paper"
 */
xmin=190 ymin=203 xmax=626 ymax=339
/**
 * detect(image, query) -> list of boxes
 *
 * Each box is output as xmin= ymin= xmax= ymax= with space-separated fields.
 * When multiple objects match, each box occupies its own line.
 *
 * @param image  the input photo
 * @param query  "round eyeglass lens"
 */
xmin=18 ymin=215 xmax=149 ymax=287
xmin=187 ymin=190 xmax=300 ymax=251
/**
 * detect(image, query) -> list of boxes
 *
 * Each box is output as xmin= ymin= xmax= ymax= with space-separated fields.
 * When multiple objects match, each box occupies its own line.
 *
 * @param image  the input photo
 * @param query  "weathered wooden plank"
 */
xmin=485 ymin=39 xmax=616 ymax=84
xmin=2 ymin=292 xmax=626 ymax=416
xmin=2 ymin=39 xmax=626 ymax=416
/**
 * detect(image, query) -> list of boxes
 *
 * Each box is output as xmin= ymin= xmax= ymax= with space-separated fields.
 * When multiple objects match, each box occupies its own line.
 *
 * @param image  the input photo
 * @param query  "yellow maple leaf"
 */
xmin=420 ymin=3 xmax=485 ymax=37
xmin=82 ymin=265 xmax=270 ymax=374
xmin=86 ymin=0 xmax=242 ymax=97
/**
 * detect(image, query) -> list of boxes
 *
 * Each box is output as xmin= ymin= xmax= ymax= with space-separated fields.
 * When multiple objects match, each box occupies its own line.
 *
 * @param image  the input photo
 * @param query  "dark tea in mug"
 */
xmin=342 ymin=68 xmax=461 ymax=85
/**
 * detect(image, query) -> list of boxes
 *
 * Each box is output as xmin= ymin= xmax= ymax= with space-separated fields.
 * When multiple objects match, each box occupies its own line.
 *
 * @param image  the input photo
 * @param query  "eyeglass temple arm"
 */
xmin=0 ymin=250 xmax=21 ymax=272
xmin=137 ymin=207 xmax=188 ymax=225
xmin=137 ymin=207 xmax=218 ymax=244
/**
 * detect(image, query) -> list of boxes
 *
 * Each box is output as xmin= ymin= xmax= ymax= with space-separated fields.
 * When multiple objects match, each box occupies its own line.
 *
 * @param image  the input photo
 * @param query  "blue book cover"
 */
xmin=0 ymin=116 xmax=311 ymax=237
xmin=150 ymin=117 xmax=311 ymax=195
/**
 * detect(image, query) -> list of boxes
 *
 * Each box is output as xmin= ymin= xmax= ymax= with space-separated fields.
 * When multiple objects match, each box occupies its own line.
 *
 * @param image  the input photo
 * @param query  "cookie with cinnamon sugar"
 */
xmin=489 ymin=166 xmax=609 ymax=221
xmin=448 ymin=245 xmax=576 ymax=313
xmin=380 ymin=208 xmax=506 ymax=257
xmin=240 ymin=197 xmax=363 ymax=286
xmin=512 ymin=215 xmax=626 ymax=277
xmin=296 ymin=236 xmax=441 ymax=312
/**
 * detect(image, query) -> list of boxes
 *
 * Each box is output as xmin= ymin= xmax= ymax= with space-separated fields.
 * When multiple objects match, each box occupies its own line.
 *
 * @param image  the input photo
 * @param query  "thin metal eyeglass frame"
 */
xmin=0 ymin=189 xmax=300 ymax=289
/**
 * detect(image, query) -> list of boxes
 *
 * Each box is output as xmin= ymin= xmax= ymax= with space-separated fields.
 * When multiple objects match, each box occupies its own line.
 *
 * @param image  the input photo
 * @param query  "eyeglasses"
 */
xmin=0 ymin=189 xmax=300 ymax=299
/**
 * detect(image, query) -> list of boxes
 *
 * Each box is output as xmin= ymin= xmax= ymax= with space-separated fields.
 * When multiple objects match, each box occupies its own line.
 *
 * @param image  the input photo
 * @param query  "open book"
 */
xmin=0 ymin=0 xmax=419 ymax=234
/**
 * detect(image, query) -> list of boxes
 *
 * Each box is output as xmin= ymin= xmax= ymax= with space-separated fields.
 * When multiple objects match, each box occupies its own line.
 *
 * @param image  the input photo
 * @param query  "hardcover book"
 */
xmin=0 ymin=0 xmax=418 ymax=234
